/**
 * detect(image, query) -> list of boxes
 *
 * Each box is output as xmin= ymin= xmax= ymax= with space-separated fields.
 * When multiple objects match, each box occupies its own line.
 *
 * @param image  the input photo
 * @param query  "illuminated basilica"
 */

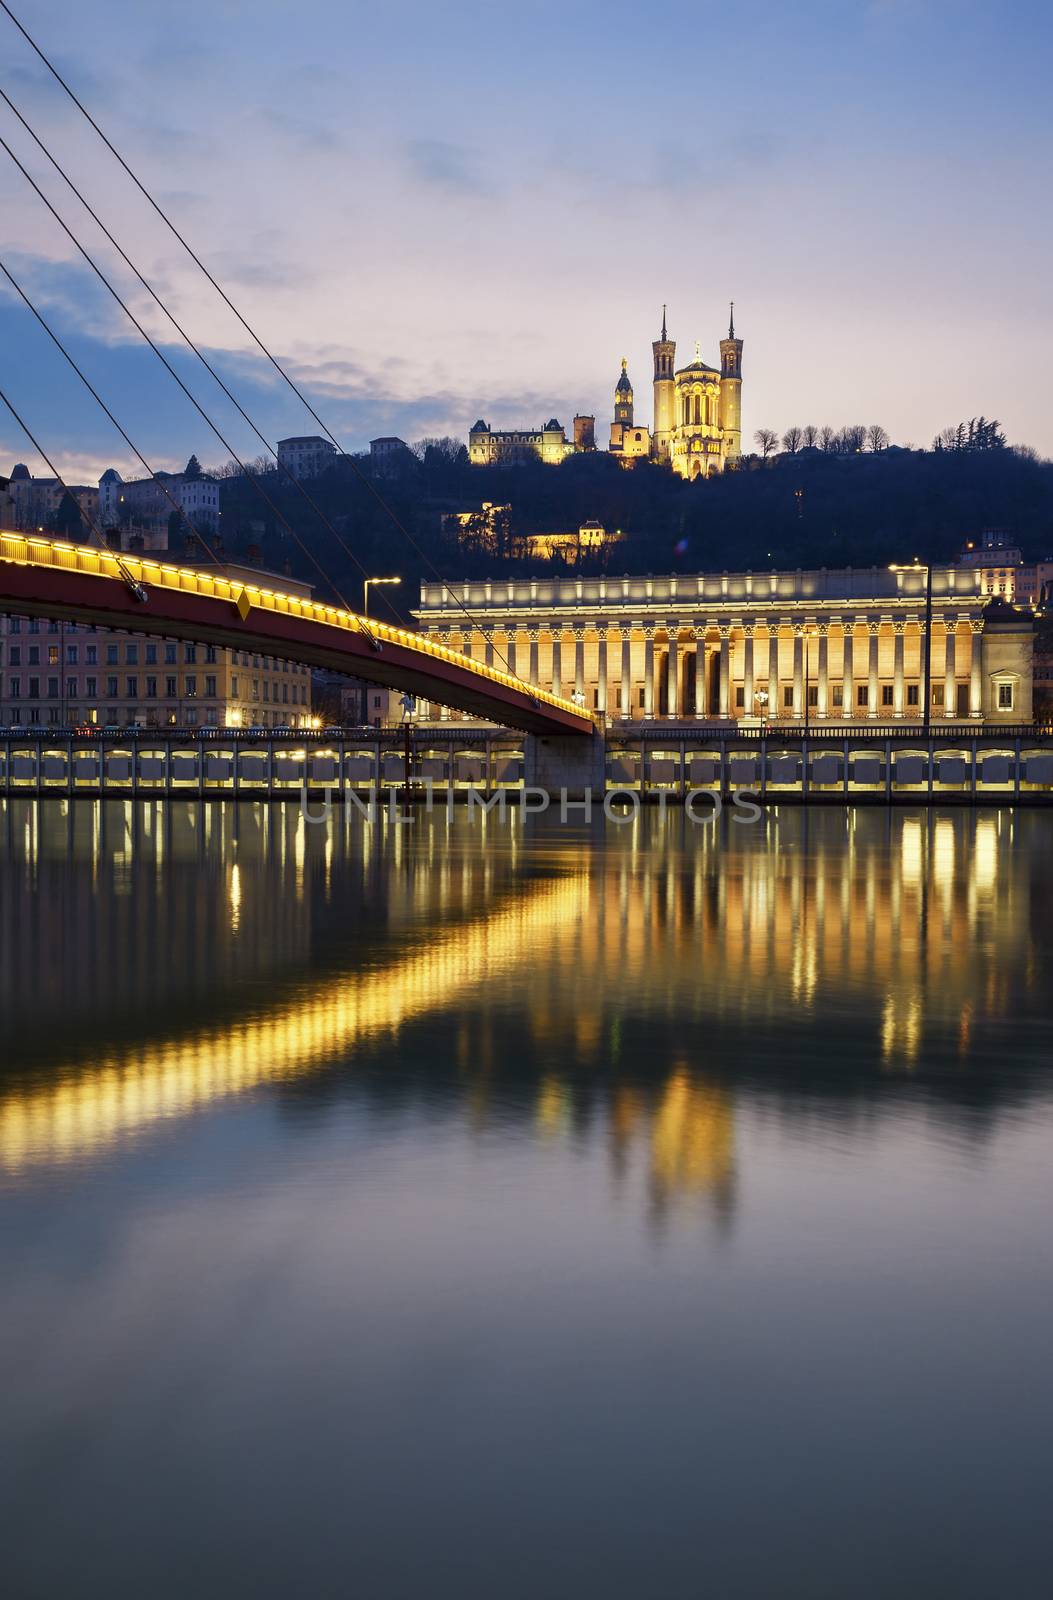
xmin=609 ymin=305 xmax=742 ymax=477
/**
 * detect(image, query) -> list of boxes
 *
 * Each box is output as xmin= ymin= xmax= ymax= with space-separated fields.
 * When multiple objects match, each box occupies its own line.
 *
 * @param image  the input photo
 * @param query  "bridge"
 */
xmin=0 ymin=531 xmax=595 ymax=737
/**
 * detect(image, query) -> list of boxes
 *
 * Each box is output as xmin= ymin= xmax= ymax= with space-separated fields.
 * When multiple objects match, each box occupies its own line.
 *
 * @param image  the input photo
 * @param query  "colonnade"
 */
xmin=423 ymin=616 xmax=986 ymax=724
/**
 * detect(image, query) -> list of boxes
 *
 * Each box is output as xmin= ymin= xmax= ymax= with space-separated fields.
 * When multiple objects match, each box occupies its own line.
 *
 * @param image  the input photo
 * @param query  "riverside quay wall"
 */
xmin=2 ymin=726 xmax=1053 ymax=805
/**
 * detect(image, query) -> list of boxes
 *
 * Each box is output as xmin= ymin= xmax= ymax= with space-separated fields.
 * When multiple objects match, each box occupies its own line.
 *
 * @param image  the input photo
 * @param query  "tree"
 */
xmin=866 ymin=424 xmax=890 ymax=452
xmin=840 ymin=425 xmax=867 ymax=454
xmin=820 ymin=426 xmax=836 ymax=453
xmin=782 ymin=425 xmax=803 ymax=454
xmin=51 ymin=490 xmax=82 ymax=538
xmin=802 ymin=425 xmax=819 ymax=449
xmin=754 ymin=428 xmax=778 ymax=458
xmin=184 ymin=454 xmax=203 ymax=479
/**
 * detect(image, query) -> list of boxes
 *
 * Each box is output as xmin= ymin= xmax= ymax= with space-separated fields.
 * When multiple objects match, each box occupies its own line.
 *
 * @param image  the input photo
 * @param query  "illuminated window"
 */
xmin=998 ymin=682 xmax=1014 ymax=709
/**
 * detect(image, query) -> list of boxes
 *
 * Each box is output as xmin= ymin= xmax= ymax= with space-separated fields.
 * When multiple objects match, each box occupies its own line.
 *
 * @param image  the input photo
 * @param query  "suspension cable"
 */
xmin=0 ymin=0 xmax=519 ymax=677
xmin=0 ymin=128 xmax=376 ymax=631
xmin=0 ymin=381 xmax=148 ymax=600
xmin=0 ymin=83 xmax=406 ymax=635
xmin=0 ymin=255 xmax=218 ymax=566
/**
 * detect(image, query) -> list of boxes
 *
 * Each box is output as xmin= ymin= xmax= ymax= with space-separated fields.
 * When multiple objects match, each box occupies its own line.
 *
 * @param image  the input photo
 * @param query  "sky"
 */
xmin=1 ymin=0 xmax=1051 ymax=483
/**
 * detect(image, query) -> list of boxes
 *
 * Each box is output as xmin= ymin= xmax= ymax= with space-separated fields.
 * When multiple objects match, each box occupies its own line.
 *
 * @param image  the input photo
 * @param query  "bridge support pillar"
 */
xmin=523 ymin=732 xmax=605 ymax=801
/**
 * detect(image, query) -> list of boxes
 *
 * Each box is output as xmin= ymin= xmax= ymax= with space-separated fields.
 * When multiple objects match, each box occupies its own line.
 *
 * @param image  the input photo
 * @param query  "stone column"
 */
xmin=792 ymin=628 xmax=804 ymax=720
xmin=620 ymin=631 xmax=632 ymax=720
xmin=695 ymin=631 xmax=707 ymax=718
xmin=643 ymin=629 xmax=655 ymax=718
xmin=944 ymin=621 xmax=957 ymax=718
xmin=667 ymin=632 xmax=679 ymax=718
xmin=574 ymin=630 xmax=585 ymax=702
xmin=597 ymin=629 xmax=608 ymax=717
xmin=969 ymin=620 xmax=983 ymax=719
xmin=743 ymin=625 xmax=754 ymax=717
xmin=485 ymin=635 xmax=494 ymax=669
xmin=552 ymin=632 xmax=563 ymax=700
xmin=506 ymin=631 xmax=517 ymax=680
xmin=893 ymin=621 xmax=905 ymax=718
xmin=528 ymin=629 xmax=539 ymax=688
xmin=817 ymin=625 xmax=829 ymax=719
xmin=719 ymin=628 xmax=730 ymax=718
xmin=768 ymin=629 xmax=779 ymax=721
xmin=842 ymin=625 xmax=854 ymax=719
xmin=868 ymin=622 xmax=880 ymax=719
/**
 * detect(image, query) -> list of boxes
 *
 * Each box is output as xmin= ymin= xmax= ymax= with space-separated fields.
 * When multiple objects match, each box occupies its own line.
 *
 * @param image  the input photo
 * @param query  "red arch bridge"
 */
xmin=0 ymin=532 xmax=595 ymax=737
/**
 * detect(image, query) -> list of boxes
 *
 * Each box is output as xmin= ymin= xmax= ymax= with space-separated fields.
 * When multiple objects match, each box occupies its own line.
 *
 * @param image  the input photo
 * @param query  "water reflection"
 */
xmin=0 ymin=800 xmax=1049 ymax=1191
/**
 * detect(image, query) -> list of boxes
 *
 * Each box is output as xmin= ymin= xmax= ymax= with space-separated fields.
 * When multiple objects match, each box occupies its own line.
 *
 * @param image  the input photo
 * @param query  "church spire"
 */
xmin=729 ymin=301 xmax=735 ymax=340
xmin=661 ymin=304 xmax=667 ymax=341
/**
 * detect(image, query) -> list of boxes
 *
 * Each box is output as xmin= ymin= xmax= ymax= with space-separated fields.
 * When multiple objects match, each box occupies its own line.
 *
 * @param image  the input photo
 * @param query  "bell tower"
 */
xmin=718 ymin=301 xmax=743 ymax=460
xmin=613 ymin=358 xmax=634 ymax=428
xmin=652 ymin=305 xmax=676 ymax=464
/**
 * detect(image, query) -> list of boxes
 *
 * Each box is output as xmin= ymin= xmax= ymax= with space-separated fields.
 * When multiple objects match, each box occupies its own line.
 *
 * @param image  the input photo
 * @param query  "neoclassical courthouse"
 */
xmin=413 ymin=565 xmax=1033 ymax=725
xmin=470 ymin=307 xmax=742 ymax=478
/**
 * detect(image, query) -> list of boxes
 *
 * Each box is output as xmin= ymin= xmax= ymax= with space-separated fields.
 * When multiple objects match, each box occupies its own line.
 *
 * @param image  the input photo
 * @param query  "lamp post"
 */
xmin=362 ymin=575 xmax=401 ymax=616
xmin=890 ymin=561 xmax=932 ymax=735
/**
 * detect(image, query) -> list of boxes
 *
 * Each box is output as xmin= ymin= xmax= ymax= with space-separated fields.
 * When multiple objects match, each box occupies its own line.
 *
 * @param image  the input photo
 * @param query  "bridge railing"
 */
xmin=0 ymin=531 xmax=584 ymax=720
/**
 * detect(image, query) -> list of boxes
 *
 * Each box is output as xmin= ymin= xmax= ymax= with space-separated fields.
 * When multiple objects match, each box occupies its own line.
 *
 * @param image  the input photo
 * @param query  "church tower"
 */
xmin=717 ymin=302 xmax=743 ymax=460
xmin=652 ymin=305 xmax=676 ymax=464
xmin=614 ymin=358 xmax=634 ymax=428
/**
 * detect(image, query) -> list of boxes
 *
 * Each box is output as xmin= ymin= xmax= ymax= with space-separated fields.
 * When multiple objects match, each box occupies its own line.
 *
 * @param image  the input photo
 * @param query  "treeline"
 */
xmin=200 ymin=430 xmax=1053 ymax=619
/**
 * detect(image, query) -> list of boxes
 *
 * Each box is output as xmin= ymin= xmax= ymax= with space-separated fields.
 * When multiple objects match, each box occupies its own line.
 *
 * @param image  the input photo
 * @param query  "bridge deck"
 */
xmin=0 ymin=532 xmax=594 ymax=736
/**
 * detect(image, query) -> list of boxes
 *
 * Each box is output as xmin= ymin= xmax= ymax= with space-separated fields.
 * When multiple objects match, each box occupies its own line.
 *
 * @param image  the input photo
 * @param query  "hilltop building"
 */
xmin=609 ymin=306 xmax=743 ymax=478
xmin=276 ymin=436 xmax=338 ymax=480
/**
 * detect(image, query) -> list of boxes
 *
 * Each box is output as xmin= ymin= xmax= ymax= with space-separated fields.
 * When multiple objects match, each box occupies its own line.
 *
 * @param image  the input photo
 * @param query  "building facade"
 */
xmin=0 ymin=563 xmax=315 ymax=730
xmin=414 ymin=565 xmax=1033 ymax=724
xmin=276 ymin=436 xmax=338 ymax=481
xmin=958 ymin=530 xmax=1053 ymax=609
xmin=469 ymin=418 xmax=576 ymax=467
xmin=98 ymin=467 xmax=219 ymax=549
xmin=6 ymin=465 xmax=99 ymax=534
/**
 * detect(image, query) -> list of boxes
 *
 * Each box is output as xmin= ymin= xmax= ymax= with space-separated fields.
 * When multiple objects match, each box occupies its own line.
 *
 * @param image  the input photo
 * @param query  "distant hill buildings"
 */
xmin=468 ymin=306 xmax=743 ymax=478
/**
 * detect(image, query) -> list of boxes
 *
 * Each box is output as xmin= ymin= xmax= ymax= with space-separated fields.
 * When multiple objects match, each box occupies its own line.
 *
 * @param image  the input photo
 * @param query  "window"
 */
xmin=107 ymin=645 xmax=118 ymax=665
xmin=146 ymin=644 xmax=157 ymax=665
xmin=107 ymin=677 xmax=118 ymax=697
xmin=881 ymin=685 xmax=893 ymax=707
xmin=205 ymin=675 xmax=216 ymax=697
xmin=126 ymin=644 xmax=138 ymax=664
xmin=857 ymin=685 xmax=869 ymax=707
xmin=146 ymin=677 xmax=157 ymax=698
xmin=186 ymin=707 xmax=198 ymax=726
xmin=165 ymin=644 xmax=177 ymax=664
xmin=166 ymin=676 xmax=177 ymax=697
xmin=86 ymin=677 xmax=97 ymax=697
xmin=206 ymin=645 xmax=217 ymax=664
xmin=28 ymin=676 xmax=39 ymax=698
xmin=126 ymin=677 xmax=138 ymax=699
xmin=8 ymin=677 xmax=20 ymax=698
xmin=808 ymin=685 xmax=818 ymax=707
xmin=998 ymin=682 xmax=1014 ymax=710
xmin=66 ymin=645 xmax=78 ymax=664
xmin=185 ymin=675 xmax=197 ymax=697
xmin=832 ymin=685 xmax=843 ymax=707
xmin=932 ymin=684 xmax=944 ymax=707
xmin=783 ymin=685 xmax=794 ymax=708
xmin=907 ymin=684 xmax=919 ymax=706
xmin=28 ymin=646 xmax=39 ymax=665
xmin=48 ymin=646 xmax=59 ymax=665
xmin=735 ymin=686 xmax=745 ymax=708
xmin=263 ymin=683 xmax=270 ymax=703
xmin=8 ymin=647 xmax=19 ymax=667
xmin=231 ymin=675 xmax=239 ymax=697
xmin=185 ymin=645 xmax=196 ymax=664
xmin=66 ymin=678 xmax=77 ymax=698
xmin=86 ymin=645 xmax=97 ymax=665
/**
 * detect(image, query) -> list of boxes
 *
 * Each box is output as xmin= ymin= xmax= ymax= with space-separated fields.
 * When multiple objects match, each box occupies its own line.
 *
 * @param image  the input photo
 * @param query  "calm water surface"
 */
xmin=1 ymin=799 xmax=1051 ymax=1598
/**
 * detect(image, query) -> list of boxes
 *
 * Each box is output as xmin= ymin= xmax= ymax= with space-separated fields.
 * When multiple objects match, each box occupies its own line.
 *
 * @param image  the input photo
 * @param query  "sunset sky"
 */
xmin=1 ymin=0 xmax=1051 ymax=482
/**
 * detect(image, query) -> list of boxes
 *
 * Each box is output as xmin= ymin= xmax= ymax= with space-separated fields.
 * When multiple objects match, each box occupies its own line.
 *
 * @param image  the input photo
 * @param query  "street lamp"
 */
xmin=362 ymin=575 xmax=401 ymax=616
xmin=890 ymin=561 xmax=932 ymax=734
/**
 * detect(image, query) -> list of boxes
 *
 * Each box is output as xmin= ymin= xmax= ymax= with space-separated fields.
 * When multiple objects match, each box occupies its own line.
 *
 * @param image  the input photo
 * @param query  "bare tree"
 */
xmin=866 ymin=424 xmax=890 ymax=452
xmin=819 ymin=426 xmax=836 ymax=453
xmin=782 ymin=425 xmax=803 ymax=454
xmin=802 ymin=424 xmax=819 ymax=449
xmin=754 ymin=428 xmax=778 ymax=458
xmin=841 ymin=425 xmax=867 ymax=454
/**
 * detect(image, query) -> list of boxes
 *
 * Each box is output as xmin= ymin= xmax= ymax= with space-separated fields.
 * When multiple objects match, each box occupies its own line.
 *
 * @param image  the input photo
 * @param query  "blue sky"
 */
xmin=1 ymin=0 xmax=1051 ymax=481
